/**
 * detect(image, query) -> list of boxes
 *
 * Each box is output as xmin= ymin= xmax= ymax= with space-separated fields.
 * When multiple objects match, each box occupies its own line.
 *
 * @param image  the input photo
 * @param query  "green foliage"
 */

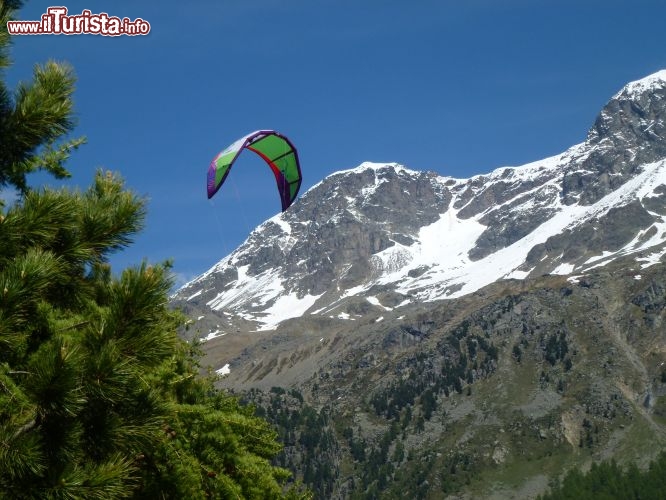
xmin=248 ymin=390 xmax=337 ymax=498
xmin=544 ymin=331 xmax=568 ymax=366
xmin=368 ymin=330 xmax=497 ymax=422
xmin=0 ymin=4 xmax=306 ymax=497
xmin=512 ymin=343 xmax=522 ymax=362
xmin=539 ymin=452 xmax=666 ymax=500
xmin=0 ymin=178 xmax=303 ymax=498
xmin=0 ymin=1 xmax=84 ymax=193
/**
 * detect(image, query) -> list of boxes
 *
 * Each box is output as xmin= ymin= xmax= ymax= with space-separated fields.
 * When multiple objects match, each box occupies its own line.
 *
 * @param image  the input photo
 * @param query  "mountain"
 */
xmin=171 ymin=71 xmax=666 ymax=498
xmin=173 ymin=70 xmax=666 ymax=344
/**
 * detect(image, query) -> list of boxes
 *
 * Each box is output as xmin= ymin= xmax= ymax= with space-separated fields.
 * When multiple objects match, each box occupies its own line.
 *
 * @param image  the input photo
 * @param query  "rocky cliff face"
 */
xmin=578 ymin=71 xmax=666 ymax=202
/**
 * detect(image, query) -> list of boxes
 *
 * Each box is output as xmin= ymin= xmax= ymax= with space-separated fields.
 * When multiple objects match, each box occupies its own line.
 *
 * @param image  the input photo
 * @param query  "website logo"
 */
xmin=7 ymin=7 xmax=151 ymax=36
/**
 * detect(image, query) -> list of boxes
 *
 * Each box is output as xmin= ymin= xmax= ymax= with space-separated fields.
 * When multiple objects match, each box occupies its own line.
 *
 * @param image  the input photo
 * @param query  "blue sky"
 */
xmin=5 ymin=0 xmax=666 ymax=287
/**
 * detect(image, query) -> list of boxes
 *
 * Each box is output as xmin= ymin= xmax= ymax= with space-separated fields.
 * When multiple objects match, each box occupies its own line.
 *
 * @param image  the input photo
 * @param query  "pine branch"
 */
xmin=11 ymin=61 xmax=76 ymax=147
xmin=57 ymin=320 xmax=89 ymax=332
xmin=16 ymin=135 xmax=86 ymax=183
xmin=81 ymin=170 xmax=147 ymax=259
xmin=0 ymin=60 xmax=78 ymax=192
xmin=10 ymin=416 xmax=37 ymax=440
xmin=0 ymin=1 xmax=24 ymax=70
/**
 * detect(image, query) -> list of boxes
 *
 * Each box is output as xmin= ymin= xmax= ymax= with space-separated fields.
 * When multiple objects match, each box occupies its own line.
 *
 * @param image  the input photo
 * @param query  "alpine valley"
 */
xmin=171 ymin=71 xmax=666 ymax=499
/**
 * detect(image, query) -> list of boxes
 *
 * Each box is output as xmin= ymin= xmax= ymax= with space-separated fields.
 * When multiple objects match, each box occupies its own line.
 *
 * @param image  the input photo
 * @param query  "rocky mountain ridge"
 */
xmin=173 ymin=70 xmax=666 ymax=353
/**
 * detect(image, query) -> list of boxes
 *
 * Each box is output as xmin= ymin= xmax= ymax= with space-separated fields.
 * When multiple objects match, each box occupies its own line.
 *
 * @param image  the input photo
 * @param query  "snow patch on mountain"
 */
xmin=355 ymin=158 xmax=666 ymax=301
xmin=338 ymin=161 xmax=419 ymax=177
xmin=216 ymin=364 xmax=231 ymax=376
xmin=256 ymin=291 xmax=323 ymax=331
xmin=269 ymin=213 xmax=292 ymax=235
xmin=206 ymin=266 xmax=282 ymax=311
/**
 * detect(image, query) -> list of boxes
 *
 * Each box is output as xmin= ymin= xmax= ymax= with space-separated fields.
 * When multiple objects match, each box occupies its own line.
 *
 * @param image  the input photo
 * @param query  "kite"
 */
xmin=207 ymin=130 xmax=302 ymax=212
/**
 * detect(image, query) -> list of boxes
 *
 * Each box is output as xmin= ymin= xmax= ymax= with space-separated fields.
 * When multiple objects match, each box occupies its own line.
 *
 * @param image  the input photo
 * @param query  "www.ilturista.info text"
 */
xmin=7 ymin=7 xmax=150 ymax=36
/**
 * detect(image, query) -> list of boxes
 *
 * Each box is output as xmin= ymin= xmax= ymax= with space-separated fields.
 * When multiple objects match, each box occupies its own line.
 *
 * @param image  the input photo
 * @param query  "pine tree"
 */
xmin=0 ymin=2 xmax=310 ymax=498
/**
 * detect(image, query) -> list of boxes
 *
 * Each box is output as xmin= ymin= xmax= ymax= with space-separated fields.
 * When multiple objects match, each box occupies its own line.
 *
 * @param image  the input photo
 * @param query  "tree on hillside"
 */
xmin=0 ymin=1 xmax=308 ymax=498
xmin=538 ymin=453 xmax=666 ymax=500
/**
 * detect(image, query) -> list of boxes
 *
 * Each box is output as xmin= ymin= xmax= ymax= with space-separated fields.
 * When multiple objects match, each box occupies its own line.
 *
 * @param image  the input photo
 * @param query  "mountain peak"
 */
xmin=332 ymin=161 xmax=422 ymax=178
xmin=613 ymin=69 xmax=666 ymax=100
xmin=567 ymin=70 xmax=666 ymax=205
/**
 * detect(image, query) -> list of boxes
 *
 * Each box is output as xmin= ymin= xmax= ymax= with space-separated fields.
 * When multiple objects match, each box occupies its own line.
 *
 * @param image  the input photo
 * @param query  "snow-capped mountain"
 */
xmin=173 ymin=70 xmax=666 ymax=343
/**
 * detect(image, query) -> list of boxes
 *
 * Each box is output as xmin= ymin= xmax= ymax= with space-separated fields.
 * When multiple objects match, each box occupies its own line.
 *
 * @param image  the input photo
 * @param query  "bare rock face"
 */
xmin=563 ymin=70 xmax=666 ymax=205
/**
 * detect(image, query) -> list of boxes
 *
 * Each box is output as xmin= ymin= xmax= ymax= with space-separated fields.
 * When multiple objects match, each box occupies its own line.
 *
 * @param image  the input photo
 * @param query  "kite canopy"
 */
xmin=207 ymin=130 xmax=302 ymax=212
